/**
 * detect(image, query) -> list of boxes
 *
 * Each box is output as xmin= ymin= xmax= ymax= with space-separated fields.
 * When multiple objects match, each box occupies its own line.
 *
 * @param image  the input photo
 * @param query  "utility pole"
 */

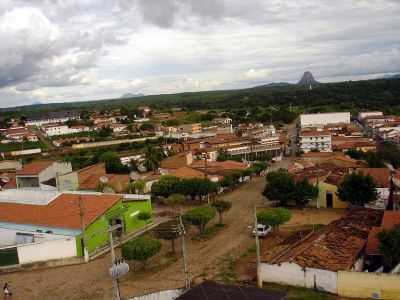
xmin=179 ymin=214 xmax=190 ymax=289
xmin=79 ymin=195 xmax=89 ymax=262
xmin=254 ymin=206 xmax=262 ymax=288
xmin=109 ymin=225 xmax=122 ymax=300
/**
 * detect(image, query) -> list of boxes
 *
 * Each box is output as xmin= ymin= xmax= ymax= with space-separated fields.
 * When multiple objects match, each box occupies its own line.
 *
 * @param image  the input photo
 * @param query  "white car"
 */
xmin=252 ymin=224 xmax=272 ymax=237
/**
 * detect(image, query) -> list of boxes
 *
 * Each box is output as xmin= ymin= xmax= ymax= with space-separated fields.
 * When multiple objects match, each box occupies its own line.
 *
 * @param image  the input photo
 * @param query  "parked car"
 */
xmin=252 ymin=224 xmax=272 ymax=237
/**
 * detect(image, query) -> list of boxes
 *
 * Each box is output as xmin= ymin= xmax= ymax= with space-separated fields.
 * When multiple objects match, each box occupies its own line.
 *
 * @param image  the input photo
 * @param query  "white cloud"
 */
xmin=244 ymin=69 xmax=271 ymax=80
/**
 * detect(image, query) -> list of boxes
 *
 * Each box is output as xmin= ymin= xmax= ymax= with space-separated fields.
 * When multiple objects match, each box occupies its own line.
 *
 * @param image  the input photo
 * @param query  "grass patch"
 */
xmin=214 ymin=255 xmax=238 ymax=283
xmin=263 ymin=283 xmax=336 ymax=300
xmin=192 ymin=224 xmax=225 ymax=241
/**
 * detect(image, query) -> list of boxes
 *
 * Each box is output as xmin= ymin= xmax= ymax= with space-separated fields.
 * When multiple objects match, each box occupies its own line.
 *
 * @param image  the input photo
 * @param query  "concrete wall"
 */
xmin=128 ymin=289 xmax=182 ymax=300
xmin=57 ymin=171 xmax=79 ymax=191
xmin=71 ymin=136 xmax=158 ymax=149
xmin=260 ymin=262 xmax=337 ymax=294
xmin=0 ymin=227 xmax=70 ymax=247
xmin=300 ymin=112 xmax=350 ymax=128
xmin=9 ymin=148 xmax=41 ymax=156
xmin=17 ymin=237 xmax=77 ymax=264
xmin=338 ymin=271 xmax=400 ymax=300
xmin=317 ymin=182 xmax=349 ymax=209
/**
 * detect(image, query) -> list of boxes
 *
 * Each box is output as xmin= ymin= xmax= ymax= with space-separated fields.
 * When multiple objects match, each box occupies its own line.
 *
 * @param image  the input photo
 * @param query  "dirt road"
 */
xmin=0 ymin=175 xmax=344 ymax=300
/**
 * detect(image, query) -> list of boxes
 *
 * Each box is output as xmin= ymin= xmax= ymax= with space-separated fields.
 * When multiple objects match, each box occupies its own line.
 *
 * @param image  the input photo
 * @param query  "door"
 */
xmin=326 ymin=192 xmax=333 ymax=208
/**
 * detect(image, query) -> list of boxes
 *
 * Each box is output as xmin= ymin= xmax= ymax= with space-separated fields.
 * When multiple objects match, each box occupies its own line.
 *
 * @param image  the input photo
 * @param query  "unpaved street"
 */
xmin=0 ymin=174 xmax=344 ymax=300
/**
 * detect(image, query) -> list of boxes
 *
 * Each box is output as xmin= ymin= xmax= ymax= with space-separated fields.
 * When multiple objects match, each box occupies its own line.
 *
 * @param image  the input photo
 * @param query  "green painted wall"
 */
xmin=76 ymin=199 xmax=152 ymax=256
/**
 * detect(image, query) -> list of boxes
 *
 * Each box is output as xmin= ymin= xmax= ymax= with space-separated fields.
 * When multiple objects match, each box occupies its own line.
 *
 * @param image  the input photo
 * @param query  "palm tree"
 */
xmin=143 ymin=146 xmax=164 ymax=173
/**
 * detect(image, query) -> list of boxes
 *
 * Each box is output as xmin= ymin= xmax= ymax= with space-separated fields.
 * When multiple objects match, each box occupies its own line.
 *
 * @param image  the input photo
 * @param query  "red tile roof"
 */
xmin=356 ymin=168 xmax=391 ymax=188
xmin=16 ymin=161 xmax=54 ymax=176
xmin=366 ymin=227 xmax=382 ymax=256
xmin=0 ymin=193 xmax=121 ymax=230
xmin=170 ymin=166 xmax=207 ymax=179
xmin=160 ymin=152 xmax=191 ymax=169
xmin=382 ymin=211 xmax=400 ymax=230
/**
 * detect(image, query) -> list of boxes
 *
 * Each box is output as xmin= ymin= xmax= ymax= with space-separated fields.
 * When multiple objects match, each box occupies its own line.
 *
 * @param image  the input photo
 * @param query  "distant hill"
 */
xmin=298 ymin=71 xmax=319 ymax=86
xmin=389 ymin=74 xmax=400 ymax=79
xmin=254 ymin=82 xmax=292 ymax=88
xmin=121 ymin=93 xmax=145 ymax=98
xmin=1 ymin=77 xmax=400 ymax=117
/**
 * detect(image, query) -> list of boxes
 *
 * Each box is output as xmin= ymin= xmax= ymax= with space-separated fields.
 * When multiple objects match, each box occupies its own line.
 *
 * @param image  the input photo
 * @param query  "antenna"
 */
xmin=100 ymin=176 xmax=109 ymax=184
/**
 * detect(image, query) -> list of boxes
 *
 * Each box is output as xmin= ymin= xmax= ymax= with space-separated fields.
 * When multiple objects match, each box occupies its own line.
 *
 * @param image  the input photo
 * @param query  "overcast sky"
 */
xmin=0 ymin=0 xmax=399 ymax=108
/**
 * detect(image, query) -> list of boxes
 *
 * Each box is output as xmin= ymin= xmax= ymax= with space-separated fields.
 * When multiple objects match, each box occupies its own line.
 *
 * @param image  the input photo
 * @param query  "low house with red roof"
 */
xmin=0 ymin=190 xmax=151 ymax=266
xmin=16 ymin=160 xmax=72 ymax=190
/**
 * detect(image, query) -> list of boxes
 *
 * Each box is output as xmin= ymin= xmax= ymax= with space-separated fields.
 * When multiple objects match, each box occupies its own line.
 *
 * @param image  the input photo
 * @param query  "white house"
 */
xmin=299 ymin=130 xmax=332 ymax=153
xmin=16 ymin=160 xmax=73 ymax=190
xmin=300 ymin=112 xmax=351 ymax=128
xmin=358 ymin=111 xmax=383 ymax=121
xmin=42 ymin=124 xmax=91 ymax=137
xmin=26 ymin=112 xmax=80 ymax=127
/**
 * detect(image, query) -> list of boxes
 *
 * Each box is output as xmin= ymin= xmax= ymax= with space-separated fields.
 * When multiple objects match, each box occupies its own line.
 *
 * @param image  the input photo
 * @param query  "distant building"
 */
xmin=26 ymin=111 xmax=80 ymax=127
xmin=300 ymin=112 xmax=351 ymax=128
xmin=299 ymin=130 xmax=332 ymax=153
xmin=42 ymin=124 xmax=91 ymax=137
xmin=358 ymin=111 xmax=383 ymax=121
xmin=1 ymin=126 xmax=38 ymax=143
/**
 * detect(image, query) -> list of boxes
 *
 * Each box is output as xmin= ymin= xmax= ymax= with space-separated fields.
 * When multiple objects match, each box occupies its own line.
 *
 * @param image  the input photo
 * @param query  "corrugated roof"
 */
xmin=0 ymin=193 xmax=121 ymax=230
xmin=176 ymin=281 xmax=285 ymax=300
xmin=266 ymin=209 xmax=382 ymax=271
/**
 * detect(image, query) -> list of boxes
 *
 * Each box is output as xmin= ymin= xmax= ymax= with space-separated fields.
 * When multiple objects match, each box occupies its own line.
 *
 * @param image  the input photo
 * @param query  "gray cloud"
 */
xmin=0 ymin=0 xmax=398 ymax=107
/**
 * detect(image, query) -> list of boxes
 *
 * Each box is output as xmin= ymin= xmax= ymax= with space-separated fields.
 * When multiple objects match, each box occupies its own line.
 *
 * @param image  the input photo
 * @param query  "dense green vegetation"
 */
xmin=122 ymin=237 xmax=161 ymax=270
xmin=337 ymin=172 xmax=378 ymax=206
xmin=2 ymin=78 xmax=400 ymax=119
xmin=257 ymin=208 xmax=292 ymax=229
xmin=263 ymin=169 xmax=318 ymax=207
xmin=378 ymin=225 xmax=400 ymax=271
xmin=151 ymin=175 xmax=218 ymax=200
xmin=62 ymin=138 xmax=163 ymax=170
xmin=0 ymin=141 xmax=48 ymax=152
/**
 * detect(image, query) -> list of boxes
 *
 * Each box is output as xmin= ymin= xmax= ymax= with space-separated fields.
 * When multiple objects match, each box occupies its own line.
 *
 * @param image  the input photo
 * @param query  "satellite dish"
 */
xmin=100 ymin=176 xmax=109 ymax=184
xmin=1 ymin=177 xmax=9 ymax=183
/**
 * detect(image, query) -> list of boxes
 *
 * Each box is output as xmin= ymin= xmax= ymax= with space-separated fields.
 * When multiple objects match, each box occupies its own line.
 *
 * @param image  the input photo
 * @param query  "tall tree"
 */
xmin=211 ymin=200 xmax=232 ymax=225
xmin=337 ymin=172 xmax=378 ymax=206
xmin=183 ymin=205 xmax=216 ymax=235
xmin=257 ymin=208 xmax=292 ymax=230
xmin=122 ymin=237 xmax=161 ymax=270
xmin=378 ymin=225 xmax=400 ymax=271
xmin=263 ymin=169 xmax=296 ymax=206
xmin=294 ymin=178 xmax=319 ymax=208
